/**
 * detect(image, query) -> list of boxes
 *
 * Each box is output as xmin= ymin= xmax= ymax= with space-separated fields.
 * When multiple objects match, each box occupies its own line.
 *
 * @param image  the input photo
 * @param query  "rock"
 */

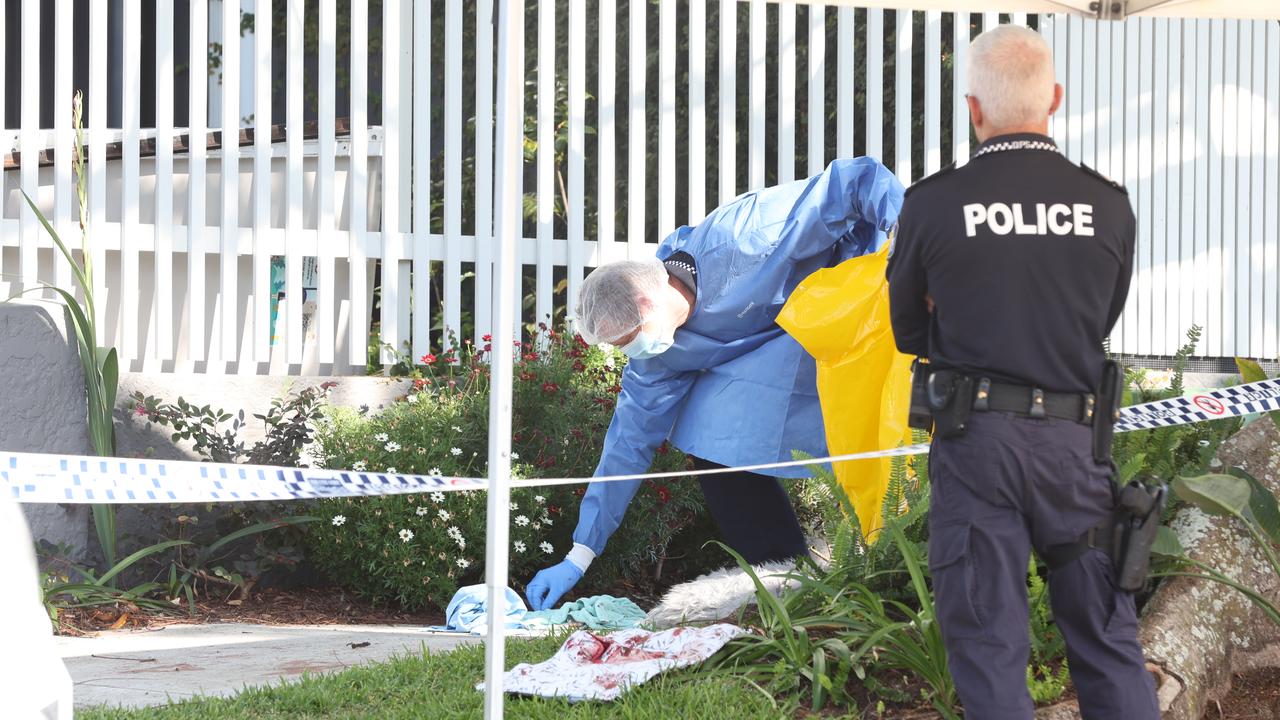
xmin=0 ymin=300 xmax=94 ymax=563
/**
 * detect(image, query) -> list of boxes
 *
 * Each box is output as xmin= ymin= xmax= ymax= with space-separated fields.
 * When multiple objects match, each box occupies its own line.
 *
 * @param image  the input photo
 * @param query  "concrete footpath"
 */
xmin=56 ymin=623 xmax=477 ymax=710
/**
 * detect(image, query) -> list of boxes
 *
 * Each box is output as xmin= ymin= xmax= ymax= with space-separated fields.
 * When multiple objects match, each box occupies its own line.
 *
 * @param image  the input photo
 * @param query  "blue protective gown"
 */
xmin=573 ymin=157 xmax=904 ymax=555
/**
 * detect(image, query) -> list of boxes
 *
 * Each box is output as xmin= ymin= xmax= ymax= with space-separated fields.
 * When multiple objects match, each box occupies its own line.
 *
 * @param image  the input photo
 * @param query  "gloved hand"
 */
xmin=525 ymin=559 xmax=583 ymax=611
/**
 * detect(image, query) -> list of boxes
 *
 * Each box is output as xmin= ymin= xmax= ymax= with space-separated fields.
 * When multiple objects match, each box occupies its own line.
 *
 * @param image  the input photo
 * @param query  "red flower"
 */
xmin=656 ymin=442 xmax=669 ymax=455
xmin=573 ymin=360 xmax=586 ymax=372
xmin=575 ymin=335 xmax=588 ymax=348
xmin=542 ymin=382 xmax=559 ymax=394
xmin=483 ymin=343 xmax=492 ymax=352
xmin=421 ymin=353 xmax=437 ymax=365
xmin=520 ymin=371 xmax=536 ymax=382
xmin=412 ymin=378 xmax=427 ymax=390
xmin=523 ymin=351 xmax=540 ymax=362
xmin=573 ymin=487 xmax=586 ymax=497
xmin=483 ymin=334 xmax=493 ymax=342
xmin=134 ymin=404 xmax=148 ymax=416
xmin=608 ymin=384 xmax=623 ymax=395
xmin=567 ymin=348 xmax=584 ymax=358
xmin=538 ymin=322 xmax=548 ymax=331
xmin=656 ymin=486 xmax=671 ymax=504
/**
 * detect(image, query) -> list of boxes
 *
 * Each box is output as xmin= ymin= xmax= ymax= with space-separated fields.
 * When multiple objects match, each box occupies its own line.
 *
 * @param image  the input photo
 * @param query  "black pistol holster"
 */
xmin=1043 ymin=479 xmax=1167 ymax=593
xmin=908 ymin=360 xmax=973 ymax=438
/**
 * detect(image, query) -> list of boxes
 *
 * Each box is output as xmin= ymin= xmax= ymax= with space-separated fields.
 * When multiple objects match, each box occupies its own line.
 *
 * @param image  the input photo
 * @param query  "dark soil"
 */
xmin=1202 ymin=668 xmax=1280 ymax=720
xmin=54 ymin=586 xmax=445 ymax=635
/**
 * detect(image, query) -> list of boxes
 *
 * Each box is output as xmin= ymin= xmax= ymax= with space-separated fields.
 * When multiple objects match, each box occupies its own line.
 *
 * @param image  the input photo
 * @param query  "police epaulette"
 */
xmin=1080 ymin=163 xmax=1128 ymax=195
xmin=904 ymin=162 xmax=956 ymax=197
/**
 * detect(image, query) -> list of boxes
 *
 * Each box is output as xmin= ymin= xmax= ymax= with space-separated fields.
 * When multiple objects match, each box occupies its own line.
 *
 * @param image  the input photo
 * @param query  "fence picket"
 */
xmin=219 ymin=0 xmax=241 ymax=362
xmin=808 ymin=3 xmax=825 ymax=175
xmin=778 ymin=1 xmax=795 ymax=184
xmin=252 ymin=0 xmax=272 ymax=363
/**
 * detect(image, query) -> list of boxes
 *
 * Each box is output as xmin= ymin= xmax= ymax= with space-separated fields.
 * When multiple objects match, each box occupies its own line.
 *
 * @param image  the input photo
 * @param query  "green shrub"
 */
xmin=305 ymin=326 xmax=718 ymax=610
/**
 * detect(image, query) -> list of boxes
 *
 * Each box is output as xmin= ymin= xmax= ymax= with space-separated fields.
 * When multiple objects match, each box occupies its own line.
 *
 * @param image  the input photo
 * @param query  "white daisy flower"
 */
xmin=416 ymin=506 xmax=430 ymax=517
xmin=514 ymin=515 xmax=529 ymax=527
xmin=534 ymin=495 xmax=545 ymax=504
xmin=438 ymin=509 xmax=451 ymax=521
xmin=539 ymin=542 xmax=554 ymax=554
xmin=431 ymin=491 xmax=446 ymax=503
xmin=509 ymin=501 xmax=518 ymax=511
xmin=429 ymin=468 xmax=443 ymax=477
xmin=511 ymin=452 xmax=520 ymax=460
xmin=532 ymin=524 xmax=541 ymax=532
xmin=456 ymin=537 xmax=466 ymax=550
xmin=450 ymin=447 xmax=463 ymax=456
xmin=375 ymin=433 xmax=389 ymax=442
xmin=406 ymin=394 xmax=419 ymax=404
xmin=542 ymin=517 xmax=553 ymax=526
xmin=385 ymin=441 xmax=402 ymax=452
xmin=456 ymin=558 xmax=471 ymax=569
xmin=331 ymin=515 xmax=347 ymax=526
xmin=513 ymin=541 xmax=527 ymax=553
xmin=399 ymin=528 xmax=414 ymax=542
xmin=386 ymin=467 xmax=397 ymax=474
xmin=351 ymin=460 xmax=367 ymax=472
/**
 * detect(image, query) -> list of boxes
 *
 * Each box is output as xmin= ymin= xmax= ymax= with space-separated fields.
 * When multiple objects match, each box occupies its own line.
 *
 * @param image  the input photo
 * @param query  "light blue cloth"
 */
xmin=572 ymin=157 xmax=905 ymax=555
xmin=441 ymin=586 xmax=646 ymax=635
xmin=522 ymin=595 xmax=647 ymax=631
xmin=445 ymin=584 xmax=529 ymax=634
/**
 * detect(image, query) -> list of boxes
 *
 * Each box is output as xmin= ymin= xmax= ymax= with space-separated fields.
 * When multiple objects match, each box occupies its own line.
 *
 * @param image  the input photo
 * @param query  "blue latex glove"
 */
xmin=525 ymin=560 xmax=584 ymax=611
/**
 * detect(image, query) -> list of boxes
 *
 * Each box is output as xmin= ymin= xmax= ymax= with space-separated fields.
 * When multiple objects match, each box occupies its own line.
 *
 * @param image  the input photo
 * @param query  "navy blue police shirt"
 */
xmin=886 ymin=132 xmax=1135 ymax=394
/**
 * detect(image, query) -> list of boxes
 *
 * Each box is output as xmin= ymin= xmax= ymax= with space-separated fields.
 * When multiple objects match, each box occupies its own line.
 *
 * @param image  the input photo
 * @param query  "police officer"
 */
xmin=886 ymin=25 xmax=1159 ymax=720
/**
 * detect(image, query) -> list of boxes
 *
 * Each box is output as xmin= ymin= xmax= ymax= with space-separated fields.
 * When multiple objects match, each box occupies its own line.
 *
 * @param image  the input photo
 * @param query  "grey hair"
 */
xmin=967 ymin=25 xmax=1057 ymax=129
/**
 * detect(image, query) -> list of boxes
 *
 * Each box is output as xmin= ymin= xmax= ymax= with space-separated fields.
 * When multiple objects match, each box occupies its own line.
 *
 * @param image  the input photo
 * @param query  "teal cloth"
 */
xmin=523 ymin=595 xmax=647 ymax=631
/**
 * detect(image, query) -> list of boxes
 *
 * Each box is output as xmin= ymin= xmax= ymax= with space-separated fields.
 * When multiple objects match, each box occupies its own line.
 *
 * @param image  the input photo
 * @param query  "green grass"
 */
xmin=79 ymin=634 xmax=782 ymax=720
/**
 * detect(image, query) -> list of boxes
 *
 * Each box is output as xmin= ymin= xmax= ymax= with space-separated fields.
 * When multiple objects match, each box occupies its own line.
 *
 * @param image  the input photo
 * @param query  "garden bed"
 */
xmin=52 ymin=586 xmax=445 ymax=636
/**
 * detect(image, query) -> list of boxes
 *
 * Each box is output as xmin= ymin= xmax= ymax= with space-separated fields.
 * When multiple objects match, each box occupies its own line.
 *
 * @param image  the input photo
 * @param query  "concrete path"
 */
xmin=56 ymin=623 xmax=477 ymax=710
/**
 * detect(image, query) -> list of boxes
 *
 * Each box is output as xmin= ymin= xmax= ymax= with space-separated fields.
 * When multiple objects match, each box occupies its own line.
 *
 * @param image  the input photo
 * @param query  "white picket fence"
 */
xmin=0 ymin=2 xmax=1276 ymax=374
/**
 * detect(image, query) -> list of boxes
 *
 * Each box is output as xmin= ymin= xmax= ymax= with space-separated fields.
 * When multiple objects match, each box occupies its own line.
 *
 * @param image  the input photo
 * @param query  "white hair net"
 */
xmin=575 ymin=259 xmax=669 ymax=345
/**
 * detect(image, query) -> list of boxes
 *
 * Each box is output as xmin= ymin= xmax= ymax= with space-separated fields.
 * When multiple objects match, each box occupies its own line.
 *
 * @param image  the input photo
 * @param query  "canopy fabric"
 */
xmin=783 ymin=0 xmax=1280 ymax=21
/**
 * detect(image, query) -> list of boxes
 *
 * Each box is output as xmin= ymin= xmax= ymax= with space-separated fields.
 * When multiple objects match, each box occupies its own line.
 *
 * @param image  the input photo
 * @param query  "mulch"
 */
xmin=54 ymin=586 xmax=445 ymax=636
xmin=1202 ymin=667 xmax=1280 ymax=720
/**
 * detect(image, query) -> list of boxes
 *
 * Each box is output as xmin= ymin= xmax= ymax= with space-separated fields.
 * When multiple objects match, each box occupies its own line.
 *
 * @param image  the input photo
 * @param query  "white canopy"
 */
xmin=791 ymin=0 xmax=1280 ymax=21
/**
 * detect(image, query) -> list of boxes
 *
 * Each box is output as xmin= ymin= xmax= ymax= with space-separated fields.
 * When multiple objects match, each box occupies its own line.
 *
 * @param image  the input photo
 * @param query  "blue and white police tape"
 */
xmin=5 ymin=378 xmax=1280 ymax=504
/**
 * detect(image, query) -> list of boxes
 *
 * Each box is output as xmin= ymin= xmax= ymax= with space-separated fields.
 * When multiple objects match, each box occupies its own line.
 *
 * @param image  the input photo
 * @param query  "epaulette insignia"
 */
xmin=1080 ymin=163 xmax=1128 ymax=195
xmin=904 ymin=162 xmax=957 ymax=197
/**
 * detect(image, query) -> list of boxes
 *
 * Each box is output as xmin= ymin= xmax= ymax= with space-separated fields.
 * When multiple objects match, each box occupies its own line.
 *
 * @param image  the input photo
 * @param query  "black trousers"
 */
xmin=691 ymin=456 xmax=809 ymax=565
xmin=929 ymin=411 xmax=1159 ymax=720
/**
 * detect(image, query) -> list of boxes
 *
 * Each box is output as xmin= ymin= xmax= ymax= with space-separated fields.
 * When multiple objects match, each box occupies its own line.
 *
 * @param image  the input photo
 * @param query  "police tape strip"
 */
xmin=5 ymin=378 xmax=1280 ymax=505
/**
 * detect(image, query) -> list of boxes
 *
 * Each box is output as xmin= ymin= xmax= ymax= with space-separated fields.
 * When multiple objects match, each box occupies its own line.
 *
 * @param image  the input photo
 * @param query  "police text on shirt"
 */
xmin=962 ymin=202 xmax=1095 ymax=237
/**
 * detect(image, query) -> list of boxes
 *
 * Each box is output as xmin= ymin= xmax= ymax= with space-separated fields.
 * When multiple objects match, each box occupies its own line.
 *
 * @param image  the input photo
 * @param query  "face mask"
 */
xmin=618 ymin=327 xmax=675 ymax=359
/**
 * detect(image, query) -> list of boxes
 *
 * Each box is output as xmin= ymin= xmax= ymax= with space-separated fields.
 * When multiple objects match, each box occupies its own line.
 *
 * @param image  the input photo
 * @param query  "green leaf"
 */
xmin=1173 ymin=473 xmax=1253 ymax=519
xmin=96 ymin=540 xmax=192 ymax=587
xmin=1151 ymin=525 xmax=1184 ymax=557
xmin=1225 ymin=467 xmax=1280 ymax=544
xmin=1234 ymin=357 xmax=1280 ymax=431
xmin=21 ymin=190 xmax=91 ymax=296
xmin=100 ymin=347 xmax=119 ymax=414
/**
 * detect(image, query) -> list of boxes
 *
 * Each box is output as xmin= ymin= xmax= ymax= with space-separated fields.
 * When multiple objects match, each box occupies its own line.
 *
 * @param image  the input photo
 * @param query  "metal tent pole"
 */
xmin=483 ymin=0 xmax=523 ymax=717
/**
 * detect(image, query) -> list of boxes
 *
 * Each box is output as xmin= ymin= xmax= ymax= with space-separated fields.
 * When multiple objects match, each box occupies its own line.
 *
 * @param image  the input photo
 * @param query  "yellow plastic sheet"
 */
xmin=777 ymin=246 xmax=914 ymax=538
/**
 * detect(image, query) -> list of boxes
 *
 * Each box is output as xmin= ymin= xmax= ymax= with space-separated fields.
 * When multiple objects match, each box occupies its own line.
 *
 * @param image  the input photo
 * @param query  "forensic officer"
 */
xmin=886 ymin=25 xmax=1159 ymax=719
xmin=525 ymin=157 xmax=903 ymax=611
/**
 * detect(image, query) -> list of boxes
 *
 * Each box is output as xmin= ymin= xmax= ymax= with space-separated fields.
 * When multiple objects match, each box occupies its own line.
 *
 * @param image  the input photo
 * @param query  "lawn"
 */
xmin=79 ymin=634 xmax=781 ymax=720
